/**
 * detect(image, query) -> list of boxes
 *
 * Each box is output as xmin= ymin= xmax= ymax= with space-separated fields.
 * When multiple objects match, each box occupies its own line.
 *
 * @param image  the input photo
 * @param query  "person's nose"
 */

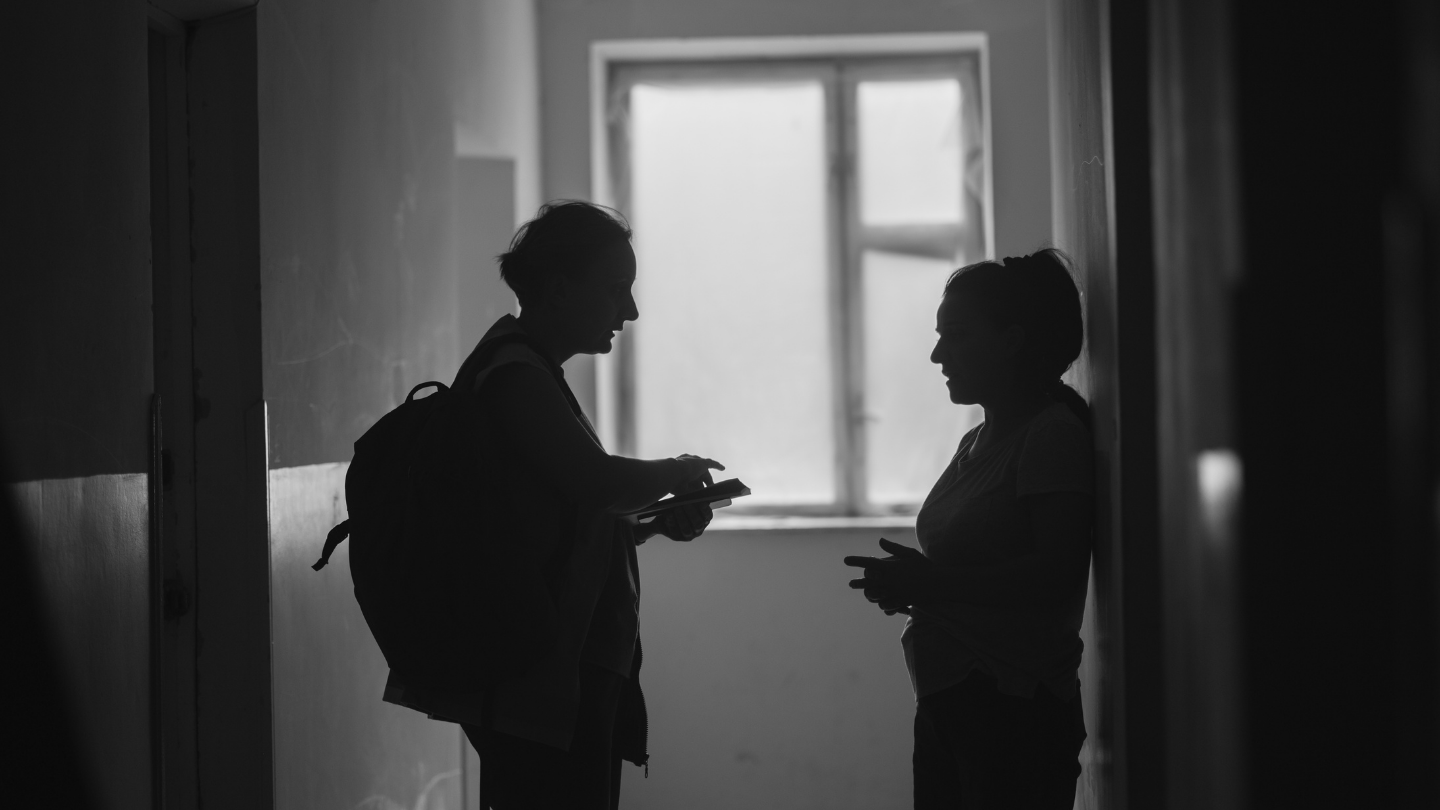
xmin=623 ymin=290 xmax=639 ymax=323
xmin=930 ymin=340 xmax=943 ymax=365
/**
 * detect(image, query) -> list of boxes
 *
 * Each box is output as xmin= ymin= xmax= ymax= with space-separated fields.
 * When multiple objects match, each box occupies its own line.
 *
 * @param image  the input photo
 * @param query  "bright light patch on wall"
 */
xmin=1197 ymin=448 xmax=1243 ymax=545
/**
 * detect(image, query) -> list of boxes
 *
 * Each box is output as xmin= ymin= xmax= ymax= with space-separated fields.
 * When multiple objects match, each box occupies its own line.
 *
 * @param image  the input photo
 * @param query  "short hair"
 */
xmin=497 ymin=201 xmax=633 ymax=308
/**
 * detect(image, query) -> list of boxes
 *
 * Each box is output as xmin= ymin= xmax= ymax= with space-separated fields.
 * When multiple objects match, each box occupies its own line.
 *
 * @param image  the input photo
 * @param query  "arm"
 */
xmin=846 ymin=492 xmax=1092 ymax=611
xmin=482 ymin=363 xmax=721 ymax=514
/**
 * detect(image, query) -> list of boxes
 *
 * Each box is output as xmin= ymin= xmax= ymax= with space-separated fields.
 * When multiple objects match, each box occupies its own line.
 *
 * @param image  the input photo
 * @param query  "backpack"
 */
xmin=312 ymin=333 xmax=582 ymax=693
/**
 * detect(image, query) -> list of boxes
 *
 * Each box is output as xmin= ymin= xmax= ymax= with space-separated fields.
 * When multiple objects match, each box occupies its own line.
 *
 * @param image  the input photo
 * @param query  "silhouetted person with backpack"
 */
xmin=320 ymin=201 xmax=723 ymax=810
xmin=459 ymin=201 xmax=725 ymax=808
xmin=845 ymin=249 xmax=1093 ymax=809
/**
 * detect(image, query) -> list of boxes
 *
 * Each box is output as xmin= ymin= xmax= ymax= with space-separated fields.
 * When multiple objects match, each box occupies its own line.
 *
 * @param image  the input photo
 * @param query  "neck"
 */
xmin=979 ymin=385 xmax=1052 ymax=439
xmin=515 ymin=310 xmax=576 ymax=366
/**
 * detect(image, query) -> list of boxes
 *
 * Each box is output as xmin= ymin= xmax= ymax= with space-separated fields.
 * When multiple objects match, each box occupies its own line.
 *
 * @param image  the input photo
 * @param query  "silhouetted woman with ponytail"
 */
xmin=845 ymin=249 xmax=1093 ymax=809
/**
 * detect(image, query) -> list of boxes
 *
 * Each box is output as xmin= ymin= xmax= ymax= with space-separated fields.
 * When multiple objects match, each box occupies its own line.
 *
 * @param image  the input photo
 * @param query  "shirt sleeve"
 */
xmin=1016 ymin=416 xmax=1094 ymax=497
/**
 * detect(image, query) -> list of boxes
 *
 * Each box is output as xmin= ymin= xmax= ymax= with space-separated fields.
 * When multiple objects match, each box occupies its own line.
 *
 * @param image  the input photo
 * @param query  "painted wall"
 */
xmin=1 ymin=4 xmax=155 ymax=808
xmin=536 ymin=0 xmax=1054 ymax=415
xmin=1047 ymin=3 xmax=1114 ymax=807
xmin=259 ymin=0 xmax=464 ymax=470
xmin=257 ymin=0 xmax=540 ymax=806
xmin=455 ymin=0 xmax=545 ymax=224
xmin=630 ymin=526 xmax=919 ymax=810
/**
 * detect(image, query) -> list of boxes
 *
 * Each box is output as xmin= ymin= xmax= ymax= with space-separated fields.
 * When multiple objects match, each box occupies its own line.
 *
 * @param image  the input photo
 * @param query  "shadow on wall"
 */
xmin=2 ymin=446 xmax=99 ymax=807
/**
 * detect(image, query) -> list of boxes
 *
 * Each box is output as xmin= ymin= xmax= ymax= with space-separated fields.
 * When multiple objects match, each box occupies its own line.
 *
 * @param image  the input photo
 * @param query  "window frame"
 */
xmin=591 ymin=34 xmax=993 ymax=517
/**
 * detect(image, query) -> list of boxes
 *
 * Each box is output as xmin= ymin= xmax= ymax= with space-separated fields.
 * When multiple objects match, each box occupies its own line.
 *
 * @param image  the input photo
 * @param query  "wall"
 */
xmin=455 ymin=0 xmax=544 ymax=224
xmin=630 ymin=526 xmax=918 ymax=810
xmin=259 ymin=0 xmax=464 ymax=470
xmin=270 ymin=464 xmax=463 ymax=809
xmin=537 ymin=0 xmax=1053 ymax=415
xmin=1048 ymin=1 xmax=1166 ymax=807
xmin=1 ymin=3 xmax=155 ymax=808
xmin=257 ymin=0 xmax=540 ymax=807
xmin=1 ymin=2 xmax=154 ymax=483
xmin=1048 ymin=3 xmax=1114 ymax=806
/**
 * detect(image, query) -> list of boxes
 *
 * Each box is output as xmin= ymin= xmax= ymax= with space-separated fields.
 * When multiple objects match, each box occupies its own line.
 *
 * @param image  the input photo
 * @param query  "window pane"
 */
xmin=629 ymin=82 xmax=835 ymax=505
xmin=857 ymin=79 xmax=964 ymax=226
xmin=863 ymin=250 xmax=982 ymax=506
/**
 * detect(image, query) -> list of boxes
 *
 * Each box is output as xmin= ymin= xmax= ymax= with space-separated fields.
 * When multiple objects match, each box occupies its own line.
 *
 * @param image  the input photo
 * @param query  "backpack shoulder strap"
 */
xmin=459 ymin=332 xmax=588 ymax=427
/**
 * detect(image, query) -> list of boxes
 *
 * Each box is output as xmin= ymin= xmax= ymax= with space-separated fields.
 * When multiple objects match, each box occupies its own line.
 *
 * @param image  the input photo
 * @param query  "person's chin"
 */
xmin=945 ymin=380 xmax=972 ymax=405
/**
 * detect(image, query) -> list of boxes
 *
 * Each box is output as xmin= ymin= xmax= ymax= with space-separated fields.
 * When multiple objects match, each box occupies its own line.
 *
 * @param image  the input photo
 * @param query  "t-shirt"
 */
xmin=901 ymin=401 xmax=1093 ymax=701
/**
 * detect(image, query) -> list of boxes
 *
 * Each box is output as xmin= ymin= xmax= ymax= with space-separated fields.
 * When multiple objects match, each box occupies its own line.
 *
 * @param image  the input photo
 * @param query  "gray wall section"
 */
xmin=270 ymin=464 xmax=462 ymax=810
xmin=629 ymin=527 xmax=918 ymax=810
xmin=536 ymin=0 xmax=1053 ymax=416
xmin=0 ymin=1 xmax=152 ymax=482
xmin=458 ymin=156 xmax=520 ymax=353
xmin=258 ymin=0 xmax=465 ymax=469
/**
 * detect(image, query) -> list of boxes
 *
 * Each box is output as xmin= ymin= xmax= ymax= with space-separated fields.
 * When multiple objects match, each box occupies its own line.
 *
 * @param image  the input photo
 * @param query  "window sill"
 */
xmin=703 ymin=513 xmax=916 ymax=532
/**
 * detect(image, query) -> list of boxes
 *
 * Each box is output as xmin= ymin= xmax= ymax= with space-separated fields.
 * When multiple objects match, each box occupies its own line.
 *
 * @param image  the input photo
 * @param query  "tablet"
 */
xmin=627 ymin=478 xmax=752 ymax=524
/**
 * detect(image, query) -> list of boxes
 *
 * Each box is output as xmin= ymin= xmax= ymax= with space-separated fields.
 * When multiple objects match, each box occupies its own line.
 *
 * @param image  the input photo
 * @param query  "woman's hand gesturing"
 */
xmin=844 ymin=538 xmax=936 ymax=615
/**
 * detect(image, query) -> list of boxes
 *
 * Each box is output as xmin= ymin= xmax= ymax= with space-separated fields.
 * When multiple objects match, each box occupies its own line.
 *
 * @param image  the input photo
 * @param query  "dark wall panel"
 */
xmin=187 ymin=11 xmax=275 ymax=807
xmin=0 ymin=1 xmax=152 ymax=481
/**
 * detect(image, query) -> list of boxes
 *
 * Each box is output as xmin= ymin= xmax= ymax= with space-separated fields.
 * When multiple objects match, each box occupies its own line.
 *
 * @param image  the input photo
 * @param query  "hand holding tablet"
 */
xmin=626 ymin=478 xmax=752 ymax=524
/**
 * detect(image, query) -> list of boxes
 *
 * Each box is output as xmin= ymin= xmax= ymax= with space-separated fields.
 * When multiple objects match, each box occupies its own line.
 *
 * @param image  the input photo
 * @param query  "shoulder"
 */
xmin=469 ymin=339 xmax=555 ymax=396
xmin=1016 ymin=403 xmax=1093 ymax=495
xmin=1025 ymin=403 xmax=1090 ymax=446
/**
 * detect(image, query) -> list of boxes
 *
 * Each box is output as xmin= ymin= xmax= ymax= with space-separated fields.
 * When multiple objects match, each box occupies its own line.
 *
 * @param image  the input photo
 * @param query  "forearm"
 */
xmin=590 ymin=455 xmax=686 ymax=514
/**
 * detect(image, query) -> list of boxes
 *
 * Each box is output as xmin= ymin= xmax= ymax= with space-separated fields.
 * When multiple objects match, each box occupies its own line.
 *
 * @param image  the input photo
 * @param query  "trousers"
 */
xmin=463 ymin=663 xmax=625 ymax=810
xmin=913 ymin=670 xmax=1086 ymax=810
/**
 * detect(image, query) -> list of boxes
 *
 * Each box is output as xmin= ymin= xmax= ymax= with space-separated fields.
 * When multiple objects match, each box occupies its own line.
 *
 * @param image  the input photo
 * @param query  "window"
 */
xmin=596 ymin=40 xmax=991 ymax=516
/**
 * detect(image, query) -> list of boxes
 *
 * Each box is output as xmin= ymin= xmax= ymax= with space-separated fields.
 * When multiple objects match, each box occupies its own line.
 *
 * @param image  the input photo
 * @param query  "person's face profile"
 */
xmin=930 ymin=293 xmax=1013 ymax=406
xmin=550 ymin=240 xmax=638 ymax=355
